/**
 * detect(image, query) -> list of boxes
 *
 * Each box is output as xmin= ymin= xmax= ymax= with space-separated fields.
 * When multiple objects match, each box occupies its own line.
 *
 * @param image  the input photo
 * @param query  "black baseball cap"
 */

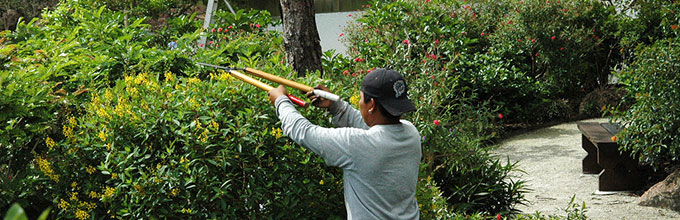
xmin=361 ymin=68 xmax=416 ymax=116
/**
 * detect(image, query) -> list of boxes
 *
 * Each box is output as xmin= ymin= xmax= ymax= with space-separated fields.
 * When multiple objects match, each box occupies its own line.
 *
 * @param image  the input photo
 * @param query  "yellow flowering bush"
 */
xmin=34 ymin=70 xmax=344 ymax=218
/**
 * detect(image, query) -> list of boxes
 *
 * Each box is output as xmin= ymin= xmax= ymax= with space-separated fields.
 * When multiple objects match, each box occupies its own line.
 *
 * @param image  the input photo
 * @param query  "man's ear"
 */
xmin=368 ymin=98 xmax=376 ymax=112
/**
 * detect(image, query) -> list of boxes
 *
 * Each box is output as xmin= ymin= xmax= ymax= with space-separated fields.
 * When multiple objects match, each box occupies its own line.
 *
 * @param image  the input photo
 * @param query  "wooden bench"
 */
xmin=577 ymin=122 xmax=644 ymax=191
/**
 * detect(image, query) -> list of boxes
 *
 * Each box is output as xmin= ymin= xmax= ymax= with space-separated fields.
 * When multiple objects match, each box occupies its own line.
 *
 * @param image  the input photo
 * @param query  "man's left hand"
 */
xmin=268 ymin=85 xmax=287 ymax=104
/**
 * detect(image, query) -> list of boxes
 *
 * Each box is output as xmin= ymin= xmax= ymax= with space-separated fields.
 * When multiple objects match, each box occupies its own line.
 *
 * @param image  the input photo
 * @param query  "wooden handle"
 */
xmin=229 ymin=70 xmax=308 ymax=108
xmin=244 ymin=67 xmax=314 ymax=92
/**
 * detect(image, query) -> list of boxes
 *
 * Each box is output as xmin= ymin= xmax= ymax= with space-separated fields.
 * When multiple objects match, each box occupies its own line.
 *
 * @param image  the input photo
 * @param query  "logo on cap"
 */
xmin=393 ymin=80 xmax=406 ymax=98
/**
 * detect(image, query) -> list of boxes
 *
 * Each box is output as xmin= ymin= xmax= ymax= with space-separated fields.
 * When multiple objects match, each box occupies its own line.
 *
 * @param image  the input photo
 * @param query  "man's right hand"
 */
xmin=307 ymin=85 xmax=334 ymax=109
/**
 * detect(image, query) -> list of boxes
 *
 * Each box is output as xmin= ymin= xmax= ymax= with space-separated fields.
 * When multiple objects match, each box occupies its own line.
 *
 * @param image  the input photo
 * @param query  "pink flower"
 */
xmin=343 ymin=70 xmax=349 ymax=75
xmin=403 ymin=39 xmax=410 ymax=45
xmin=354 ymin=57 xmax=364 ymax=62
xmin=518 ymin=39 xmax=523 ymax=42
xmin=434 ymin=39 xmax=439 ymax=44
xmin=199 ymin=43 xmax=205 ymax=47
xmin=560 ymin=47 xmax=565 ymax=51
xmin=551 ymin=36 xmax=556 ymax=40
xmin=228 ymin=25 xmax=233 ymax=29
xmin=429 ymin=54 xmax=437 ymax=60
xmin=507 ymin=20 xmax=512 ymax=24
xmin=365 ymin=39 xmax=369 ymax=43
xmin=217 ymin=27 xmax=223 ymax=32
xmin=255 ymin=24 xmax=261 ymax=28
xmin=480 ymin=32 xmax=485 ymax=36
xmin=348 ymin=14 xmax=352 ymax=17
xmin=433 ymin=120 xmax=440 ymax=126
xmin=209 ymin=41 xmax=214 ymax=45
xmin=497 ymin=214 xmax=502 ymax=220
xmin=339 ymin=33 xmax=344 ymax=37
xmin=461 ymin=31 xmax=466 ymax=35
xmin=531 ymin=38 xmax=536 ymax=43
xmin=210 ymin=28 xmax=215 ymax=32
xmin=426 ymin=0 xmax=431 ymax=2
xmin=499 ymin=113 xmax=504 ymax=119
xmin=535 ymin=52 xmax=539 ymax=57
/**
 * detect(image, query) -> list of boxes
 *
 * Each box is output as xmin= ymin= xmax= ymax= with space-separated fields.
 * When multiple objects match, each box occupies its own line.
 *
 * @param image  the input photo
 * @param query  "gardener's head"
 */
xmin=360 ymin=68 xmax=416 ymax=126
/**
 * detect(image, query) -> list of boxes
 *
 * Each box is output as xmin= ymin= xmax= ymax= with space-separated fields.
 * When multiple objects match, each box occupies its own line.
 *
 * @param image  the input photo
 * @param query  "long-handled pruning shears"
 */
xmin=197 ymin=63 xmax=341 ymax=107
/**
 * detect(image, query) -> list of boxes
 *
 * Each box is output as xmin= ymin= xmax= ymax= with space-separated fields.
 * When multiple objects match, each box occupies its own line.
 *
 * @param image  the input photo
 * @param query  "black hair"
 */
xmin=363 ymin=94 xmax=400 ymax=121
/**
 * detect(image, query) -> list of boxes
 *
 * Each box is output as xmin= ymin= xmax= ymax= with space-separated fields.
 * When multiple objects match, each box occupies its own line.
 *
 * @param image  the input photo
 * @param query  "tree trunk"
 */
xmin=279 ymin=0 xmax=323 ymax=77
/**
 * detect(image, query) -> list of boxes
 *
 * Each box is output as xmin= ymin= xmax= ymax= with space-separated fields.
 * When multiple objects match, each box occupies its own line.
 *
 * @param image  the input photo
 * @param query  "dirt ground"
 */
xmin=493 ymin=118 xmax=680 ymax=220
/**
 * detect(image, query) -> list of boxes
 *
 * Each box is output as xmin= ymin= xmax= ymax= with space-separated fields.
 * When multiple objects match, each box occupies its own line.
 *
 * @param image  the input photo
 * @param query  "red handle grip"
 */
xmin=287 ymin=94 xmax=308 ymax=108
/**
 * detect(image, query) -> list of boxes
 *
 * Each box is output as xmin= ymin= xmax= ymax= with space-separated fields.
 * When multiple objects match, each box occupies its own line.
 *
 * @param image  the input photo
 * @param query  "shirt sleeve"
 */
xmin=328 ymin=99 xmax=369 ymax=130
xmin=275 ymin=96 xmax=362 ymax=168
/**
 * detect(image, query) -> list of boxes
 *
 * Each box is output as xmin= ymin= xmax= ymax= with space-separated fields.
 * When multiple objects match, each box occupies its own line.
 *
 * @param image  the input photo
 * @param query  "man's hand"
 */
xmin=306 ymin=85 xmax=334 ymax=109
xmin=268 ymin=85 xmax=287 ymax=104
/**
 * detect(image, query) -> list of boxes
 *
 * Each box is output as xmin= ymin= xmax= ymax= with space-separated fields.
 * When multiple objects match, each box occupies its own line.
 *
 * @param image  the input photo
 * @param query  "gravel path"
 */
xmin=493 ymin=118 xmax=680 ymax=220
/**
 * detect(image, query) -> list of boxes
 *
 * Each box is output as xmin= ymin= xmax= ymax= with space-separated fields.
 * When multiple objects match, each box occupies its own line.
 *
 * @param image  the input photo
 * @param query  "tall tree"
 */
xmin=279 ymin=0 xmax=323 ymax=77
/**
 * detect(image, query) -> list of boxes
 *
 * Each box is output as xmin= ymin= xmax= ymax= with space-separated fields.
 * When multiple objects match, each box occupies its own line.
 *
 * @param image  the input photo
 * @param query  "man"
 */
xmin=268 ymin=68 xmax=421 ymax=219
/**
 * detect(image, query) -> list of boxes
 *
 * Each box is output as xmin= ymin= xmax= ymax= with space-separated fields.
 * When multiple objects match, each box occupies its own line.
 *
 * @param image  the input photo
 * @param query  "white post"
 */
xmin=199 ymin=0 xmax=219 ymax=47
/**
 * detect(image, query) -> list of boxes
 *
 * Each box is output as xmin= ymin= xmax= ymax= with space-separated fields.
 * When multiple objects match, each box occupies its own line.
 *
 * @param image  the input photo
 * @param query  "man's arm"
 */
xmin=328 ymin=100 xmax=369 ymax=129
xmin=274 ymin=95 xmax=361 ymax=168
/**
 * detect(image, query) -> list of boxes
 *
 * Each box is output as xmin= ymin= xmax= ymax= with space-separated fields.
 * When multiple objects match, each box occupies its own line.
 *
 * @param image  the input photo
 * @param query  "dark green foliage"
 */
xmin=613 ymin=37 xmax=680 ymax=171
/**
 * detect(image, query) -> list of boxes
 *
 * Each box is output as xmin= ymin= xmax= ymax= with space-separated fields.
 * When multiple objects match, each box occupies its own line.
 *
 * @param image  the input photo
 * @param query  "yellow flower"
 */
xmin=111 ymin=173 xmax=118 ymax=179
xmin=86 ymin=202 xmax=97 ymax=211
xmin=106 ymin=143 xmax=112 ymax=151
xmin=96 ymin=107 xmax=110 ymax=119
xmin=319 ymin=180 xmax=324 ymax=185
xmin=63 ymin=124 xmax=74 ymax=139
xmin=86 ymin=165 xmax=96 ymax=174
xmin=180 ymin=156 xmax=186 ymax=164
xmin=195 ymin=119 xmax=202 ymax=130
xmin=58 ymin=199 xmax=70 ymax=210
xmin=181 ymin=208 xmax=192 ymax=214
xmin=68 ymin=116 xmax=77 ymax=126
xmin=35 ymin=156 xmax=59 ymax=182
xmin=125 ymin=87 xmax=138 ymax=97
xmin=102 ymin=186 xmax=115 ymax=199
xmin=45 ymin=137 xmax=55 ymax=150
xmin=187 ymin=77 xmax=201 ymax=84
xmin=170 ymin=188 xmax=180 ymax=197
xmin=350 ymin=94 xmax=360 ymax=107
xmin=88 ymin=191 xmax=100 ymax=199
xmin=104 ymin=89 xmax=114 ymax=102
xmin=70 ymin=192 xmax=79 ymax=201
xmin=270 ymin=128 xmax=283 ymax=139
xmin=75 ymin=209 xmax=90 ymax=220
xmin=71 ymin=181 xmax=78 ymax=188
xmin=218 ymin=70 xmax=233 ymax=81
xmin=98 ymin=130 xmax=107 ymax=142
xmin=200 ymin=129 xmax=210 ymax=143
xmin=165 ymin=71 xmax=175 ymax=83
xmin=211 ymin=121 xmax=219 ymax=130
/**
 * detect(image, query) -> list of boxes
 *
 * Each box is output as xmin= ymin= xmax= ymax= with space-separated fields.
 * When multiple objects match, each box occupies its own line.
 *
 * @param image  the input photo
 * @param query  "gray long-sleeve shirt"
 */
xmin=275 ymin=96 xmax=421 ymax=220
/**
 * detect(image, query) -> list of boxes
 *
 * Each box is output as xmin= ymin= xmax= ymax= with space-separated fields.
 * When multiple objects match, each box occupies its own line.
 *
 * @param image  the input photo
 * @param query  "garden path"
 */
xmin=493 ymin=118 xmax=680 ymax=220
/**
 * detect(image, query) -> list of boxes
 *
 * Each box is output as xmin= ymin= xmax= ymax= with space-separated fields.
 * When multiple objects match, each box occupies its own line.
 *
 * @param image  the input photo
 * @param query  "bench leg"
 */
xmin=597 ymin=143 xmax=644 ymax=191
xmin=582 ymin=135 xmax=602 ymax=174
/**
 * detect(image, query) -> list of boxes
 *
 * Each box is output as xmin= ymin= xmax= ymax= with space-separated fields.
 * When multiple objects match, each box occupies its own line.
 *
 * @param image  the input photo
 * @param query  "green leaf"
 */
xmin=3 ymin=203 xmax=28 ymax=220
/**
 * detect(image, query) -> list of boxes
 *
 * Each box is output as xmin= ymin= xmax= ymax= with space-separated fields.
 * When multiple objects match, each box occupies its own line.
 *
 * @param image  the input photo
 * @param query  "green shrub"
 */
xmin=612 ymin=37 xmax=680 ymax=171
xmin=36 ymin=71 xmax=344 ymax=219
xmin=481 ymin=0 xmax=621 ymax=95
